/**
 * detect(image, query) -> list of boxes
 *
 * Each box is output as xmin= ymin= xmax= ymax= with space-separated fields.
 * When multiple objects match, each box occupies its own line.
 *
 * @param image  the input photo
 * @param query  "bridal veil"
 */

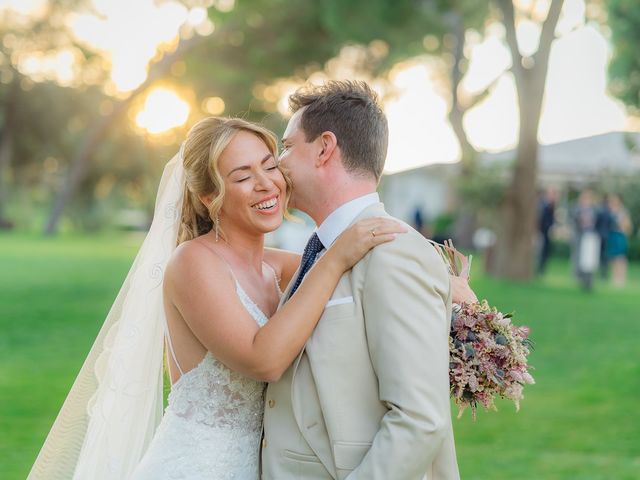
xmin=28 ymin=149 xmax=185 ymax=479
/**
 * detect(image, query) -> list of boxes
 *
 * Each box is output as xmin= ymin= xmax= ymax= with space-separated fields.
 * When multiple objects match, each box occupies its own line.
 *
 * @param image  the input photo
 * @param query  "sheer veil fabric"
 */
xmin=28 ymin=150 xmax=185 ymax=479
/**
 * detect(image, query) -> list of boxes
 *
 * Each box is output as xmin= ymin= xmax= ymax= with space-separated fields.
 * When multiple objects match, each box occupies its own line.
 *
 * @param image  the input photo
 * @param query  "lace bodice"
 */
xmin=165 ymin=282 xmax=268 ymax=433
xmin=131 ymin=280 xmax=275 ymax=479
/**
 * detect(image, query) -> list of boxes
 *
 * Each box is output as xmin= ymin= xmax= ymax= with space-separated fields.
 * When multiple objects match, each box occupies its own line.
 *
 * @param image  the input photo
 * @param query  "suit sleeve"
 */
xmin=346 ymin=234 xmax=452 ymax=480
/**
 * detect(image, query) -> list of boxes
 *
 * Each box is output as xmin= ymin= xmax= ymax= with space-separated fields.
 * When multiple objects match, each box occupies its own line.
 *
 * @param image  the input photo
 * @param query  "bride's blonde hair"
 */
xmin=177 ymin=117 xmax=291 ymax=244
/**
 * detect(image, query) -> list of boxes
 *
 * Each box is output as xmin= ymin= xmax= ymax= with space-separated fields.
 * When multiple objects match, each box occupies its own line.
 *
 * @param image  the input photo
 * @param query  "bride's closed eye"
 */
xmin=264 ymin=158 xmax=279 ymax=171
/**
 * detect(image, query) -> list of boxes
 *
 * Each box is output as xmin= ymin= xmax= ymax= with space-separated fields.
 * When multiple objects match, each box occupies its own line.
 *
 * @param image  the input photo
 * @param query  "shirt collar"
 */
xmin=316 ymin=192 xmax=380 ymax=248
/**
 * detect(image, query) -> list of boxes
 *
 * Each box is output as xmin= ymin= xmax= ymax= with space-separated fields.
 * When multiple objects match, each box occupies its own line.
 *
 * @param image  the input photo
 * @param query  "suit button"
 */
xmin=268 ymin=399 xmax=275 ymax=408
xmin=262 ymin=438 xmax=267 ymax=448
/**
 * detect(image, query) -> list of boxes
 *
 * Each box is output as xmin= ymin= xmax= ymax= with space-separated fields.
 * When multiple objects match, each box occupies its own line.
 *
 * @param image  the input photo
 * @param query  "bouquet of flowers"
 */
xmin=434 ymin=240 xmax=535 ymax=420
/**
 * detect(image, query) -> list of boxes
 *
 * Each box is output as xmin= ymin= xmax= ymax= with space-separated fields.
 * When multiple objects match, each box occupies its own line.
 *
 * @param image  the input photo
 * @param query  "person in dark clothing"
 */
xmin=537 ymin=188 xmax=556 ymax=275
xmin=413 ymin=207 xmax=425 ymax=233
xmin=606 ymin=194 xmax=632 ymax=287
xmin=595 ymin=198 xmax=613 ymax=279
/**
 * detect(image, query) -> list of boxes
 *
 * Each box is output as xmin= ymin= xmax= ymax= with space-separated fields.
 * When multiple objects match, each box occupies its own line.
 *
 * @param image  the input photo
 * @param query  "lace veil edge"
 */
xmin=28 ymin=150 xmax=185 ymax=479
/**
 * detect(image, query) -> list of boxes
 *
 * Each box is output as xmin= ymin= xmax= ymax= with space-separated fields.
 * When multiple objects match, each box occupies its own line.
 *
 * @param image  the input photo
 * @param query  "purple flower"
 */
xmin=448 ymin=300 xmax=534 ymax=420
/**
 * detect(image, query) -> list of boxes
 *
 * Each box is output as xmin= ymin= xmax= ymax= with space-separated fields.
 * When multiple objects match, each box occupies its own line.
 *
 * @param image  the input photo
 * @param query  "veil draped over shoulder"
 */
xmin=28 ymin=149 xmax=185 ymax=479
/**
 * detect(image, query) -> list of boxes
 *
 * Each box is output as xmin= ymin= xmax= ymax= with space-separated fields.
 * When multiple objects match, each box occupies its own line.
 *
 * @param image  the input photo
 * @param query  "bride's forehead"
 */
xmin=223 ymin=130 xmax=269 ymax=156
xmin=219 ymin=132 xmax=271 ymax=169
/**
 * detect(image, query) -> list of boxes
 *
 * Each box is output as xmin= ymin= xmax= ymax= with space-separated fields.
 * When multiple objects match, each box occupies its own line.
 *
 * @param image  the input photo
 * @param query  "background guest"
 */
xmin=571 ymin=189 xmax=600 ymax=291
xmin=537 ymin=187 xmax=557 ymax=275
xmin=606 ymin=194 xmax=632 ymax=288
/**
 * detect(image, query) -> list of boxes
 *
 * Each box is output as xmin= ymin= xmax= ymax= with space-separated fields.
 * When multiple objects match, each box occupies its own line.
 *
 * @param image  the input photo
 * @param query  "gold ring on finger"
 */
xmin=370 ymin=229 xmax=376 ymax=237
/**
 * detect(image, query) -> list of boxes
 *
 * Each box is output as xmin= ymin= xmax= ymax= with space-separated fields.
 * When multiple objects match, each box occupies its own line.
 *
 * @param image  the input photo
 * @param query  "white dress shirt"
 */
xmin=316 ymin=192 xmax=380 ymax=249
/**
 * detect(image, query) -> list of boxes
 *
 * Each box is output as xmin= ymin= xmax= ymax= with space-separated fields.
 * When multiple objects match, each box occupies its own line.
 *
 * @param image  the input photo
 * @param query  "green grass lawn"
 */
xmin=1 ymin=232 xmax=639 ymax=479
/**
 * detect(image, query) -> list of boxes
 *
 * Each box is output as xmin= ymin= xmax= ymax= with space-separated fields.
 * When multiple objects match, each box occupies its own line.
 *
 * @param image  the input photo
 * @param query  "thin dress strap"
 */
xmin=165 ymin=249 xmax=278 ymax=378
xmin=262 ymin=261 xmax=284 ymax=298
xmin=165 ymin=327 xmax=184 ymax=376
xmin=164 ymin=241 xmax=239 ymax=379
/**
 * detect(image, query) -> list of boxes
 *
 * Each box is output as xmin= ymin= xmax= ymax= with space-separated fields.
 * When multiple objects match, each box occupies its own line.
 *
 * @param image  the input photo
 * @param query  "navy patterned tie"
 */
xmin=288 ymin=233 xmax=324 ymax=299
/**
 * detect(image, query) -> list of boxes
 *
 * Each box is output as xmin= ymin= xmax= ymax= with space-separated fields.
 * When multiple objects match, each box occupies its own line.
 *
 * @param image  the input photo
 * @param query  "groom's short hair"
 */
xmin=289 ymin=80 xmax=388 ymax=181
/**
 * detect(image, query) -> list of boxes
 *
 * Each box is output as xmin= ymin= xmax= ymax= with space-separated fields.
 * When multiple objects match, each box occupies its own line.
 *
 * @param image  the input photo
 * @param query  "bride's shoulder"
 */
xmin=166 ymin=238 xmax=228 ymax=281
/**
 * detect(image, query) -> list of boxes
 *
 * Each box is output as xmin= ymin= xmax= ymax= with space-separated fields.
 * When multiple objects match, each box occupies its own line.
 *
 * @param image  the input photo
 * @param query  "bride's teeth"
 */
xmin=254 ymin=198 xmax=278 ymax=210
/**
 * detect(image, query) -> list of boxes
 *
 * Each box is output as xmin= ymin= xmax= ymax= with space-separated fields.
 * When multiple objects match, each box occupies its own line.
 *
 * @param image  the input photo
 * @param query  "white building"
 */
xmin=379 ymin=131 xmax=640 ymax=224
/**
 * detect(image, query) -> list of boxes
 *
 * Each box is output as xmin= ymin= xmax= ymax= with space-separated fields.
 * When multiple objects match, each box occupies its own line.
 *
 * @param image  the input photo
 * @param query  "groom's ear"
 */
xmin=316 ymin=131 xmax=338 ymax=167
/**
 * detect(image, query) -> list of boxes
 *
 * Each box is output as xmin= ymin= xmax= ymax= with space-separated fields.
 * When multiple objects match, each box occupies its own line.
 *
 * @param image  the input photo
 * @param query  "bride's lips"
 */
xmin=251 ymin=194 xmax=280 ymax=215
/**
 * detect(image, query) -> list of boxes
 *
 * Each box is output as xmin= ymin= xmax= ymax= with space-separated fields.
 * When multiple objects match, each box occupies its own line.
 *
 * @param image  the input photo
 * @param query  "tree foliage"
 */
xmin=1 ymin=0 xmax=612 ymax=266
xmin=37 ymin=0 xmax=492 ymax=232
xmin=608 ymin=0 xmax=640 ymax=113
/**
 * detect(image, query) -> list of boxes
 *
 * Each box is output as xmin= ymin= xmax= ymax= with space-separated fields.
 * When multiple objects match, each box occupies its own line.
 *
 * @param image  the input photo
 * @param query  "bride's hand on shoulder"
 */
xmin=325 ymin=217 xmax=407 ymax=271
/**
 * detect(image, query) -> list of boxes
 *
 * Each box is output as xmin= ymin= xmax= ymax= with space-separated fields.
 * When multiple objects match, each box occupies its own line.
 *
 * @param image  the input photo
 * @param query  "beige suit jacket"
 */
xmin=261 ymin=203 xmax=459 ymax=480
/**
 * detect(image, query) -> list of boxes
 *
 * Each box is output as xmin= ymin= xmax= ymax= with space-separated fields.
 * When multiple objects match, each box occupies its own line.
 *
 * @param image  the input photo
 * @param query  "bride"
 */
xmin=28 ymin=116 xmax=404 ymax=479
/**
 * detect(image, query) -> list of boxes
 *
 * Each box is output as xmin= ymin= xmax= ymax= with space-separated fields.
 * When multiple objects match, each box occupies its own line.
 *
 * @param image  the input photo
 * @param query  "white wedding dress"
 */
xmin=28 ymin=154 xmax=284 ymax=480
xmin=132 ymin=277 xmax=272 ymax=480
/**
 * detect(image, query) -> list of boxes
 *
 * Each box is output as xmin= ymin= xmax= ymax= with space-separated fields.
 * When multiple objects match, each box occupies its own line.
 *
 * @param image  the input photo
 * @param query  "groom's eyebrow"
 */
xmin=226 ymin=153 xmax=274 ymax=176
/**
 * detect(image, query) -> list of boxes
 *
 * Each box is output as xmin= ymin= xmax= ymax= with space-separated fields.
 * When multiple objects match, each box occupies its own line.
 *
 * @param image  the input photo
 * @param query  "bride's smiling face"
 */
xmin=216 ymin=130 xmax=286 ymax=236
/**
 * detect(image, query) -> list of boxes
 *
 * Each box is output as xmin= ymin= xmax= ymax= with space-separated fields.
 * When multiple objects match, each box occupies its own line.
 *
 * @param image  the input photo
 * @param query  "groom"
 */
xmin=262 ymin=81 xmax=459 ymax=479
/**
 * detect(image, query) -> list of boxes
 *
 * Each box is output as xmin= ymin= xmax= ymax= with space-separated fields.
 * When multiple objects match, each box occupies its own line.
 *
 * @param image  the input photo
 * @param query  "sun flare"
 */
xmin=135 ymin=88 xmax=190 ymax=134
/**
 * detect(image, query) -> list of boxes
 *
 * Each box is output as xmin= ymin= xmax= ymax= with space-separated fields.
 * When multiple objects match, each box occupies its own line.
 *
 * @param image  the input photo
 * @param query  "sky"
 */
xmin=1 ymin=0 xmax=633 ymax=173
xmin=384 ymin=0 xmax=629 ymax=172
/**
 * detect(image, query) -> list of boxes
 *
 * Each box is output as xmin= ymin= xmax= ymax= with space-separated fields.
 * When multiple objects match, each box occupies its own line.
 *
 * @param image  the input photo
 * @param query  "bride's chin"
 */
xmin=262 ymin=217 xmax=283 ymax=234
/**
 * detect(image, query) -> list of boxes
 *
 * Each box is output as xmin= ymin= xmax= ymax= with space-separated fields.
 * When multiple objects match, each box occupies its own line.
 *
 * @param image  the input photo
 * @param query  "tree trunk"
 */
xmin=445 ymin=10 xmax=479 ymax=249
xmin=43 ymin=98 xmax=135 ymax=235
xmin=449 ymin=73 xmax=479 ymax=250
xmin=44 ymin=35 xmax=208 ymax=235
xmin=0 ymin=77 xmax=18 ymax=228
xmin=0 ymin=129 xmax=13 ymax=228
xmin=495 ymin=104 xmax=541 ymax=278
xmin=446 ymin=10 xmax=476 ymax=176
xmin=493 ymin=0 xmax=564 ymax=280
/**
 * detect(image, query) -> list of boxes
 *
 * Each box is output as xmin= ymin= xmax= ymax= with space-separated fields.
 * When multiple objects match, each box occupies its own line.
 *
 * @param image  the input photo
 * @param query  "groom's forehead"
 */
xmin=282 ymin=109 xmax=303 ymax=140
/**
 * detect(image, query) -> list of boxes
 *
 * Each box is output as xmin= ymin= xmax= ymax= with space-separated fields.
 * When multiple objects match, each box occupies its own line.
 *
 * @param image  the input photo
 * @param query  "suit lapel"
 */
xmin=289 ymin=203 xmax=390 ymax=477
xmin=288 ymin=202 xmax=389 ymax=386
xmin=280 ymin=201 xmax=385 ymax=309
xmin=288 ymin=202 xmax=387 ymax=379
xmin=275 ymin=260 xmax=335 ymax=477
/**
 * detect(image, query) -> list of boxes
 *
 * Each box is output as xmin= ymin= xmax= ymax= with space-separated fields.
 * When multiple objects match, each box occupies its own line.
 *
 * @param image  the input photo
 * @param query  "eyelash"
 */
xmin=236 ymin=166 xmax=278 ymax=182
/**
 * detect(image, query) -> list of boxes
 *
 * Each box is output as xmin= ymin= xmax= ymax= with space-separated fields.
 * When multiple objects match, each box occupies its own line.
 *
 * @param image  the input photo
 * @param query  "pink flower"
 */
xmin=447 ymin=300 xmax=534 ymax=420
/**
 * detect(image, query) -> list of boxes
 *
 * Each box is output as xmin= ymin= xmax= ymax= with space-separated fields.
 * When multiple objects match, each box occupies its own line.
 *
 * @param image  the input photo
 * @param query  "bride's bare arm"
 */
xmin=165 ymin=217 xmax=406 ymax=382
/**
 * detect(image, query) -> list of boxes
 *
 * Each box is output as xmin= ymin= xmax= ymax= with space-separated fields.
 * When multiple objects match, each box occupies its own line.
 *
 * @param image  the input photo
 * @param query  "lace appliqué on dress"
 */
xmin=167 ymin=353 xmax=265 ymax=433
xmin=131 ymin=283 xmax=269 ymax=480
